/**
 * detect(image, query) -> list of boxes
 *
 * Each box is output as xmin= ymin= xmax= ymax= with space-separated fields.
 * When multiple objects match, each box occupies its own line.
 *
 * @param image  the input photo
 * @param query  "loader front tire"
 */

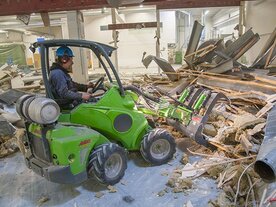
xmin=140 ymin=129 xmax=176 ymax=165
xmin=87 ymin=143 xmax=127 ymax=185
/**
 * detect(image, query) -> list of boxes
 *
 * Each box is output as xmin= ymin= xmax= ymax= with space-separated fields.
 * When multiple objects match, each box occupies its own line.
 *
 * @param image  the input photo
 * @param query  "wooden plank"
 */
xmin=22 ymin=76 xmax=42 ymax=83
xmin=184 ymin=45 xmax=215 ymax=58
xmin=0 ymin=63 xmax=11 ymax=71
xmin=256 ymin=103 xmax=274 ymax=118
xmin=197 ymin=75 xmax=276 ymax=94
xmin=156 ymin=0 xmax=241 ymax=9
xmin=0 ymin=71 xmax=9 ymax=80
xmin=250 ymin=73 xmax=276 ymax=86
xmin=240 ymin=133 xmax=253 ymax=154
xmin=0 ymin=76 xmax=11 ymax=84
xmin=11 ymin=76 xmax=24 ymax=89
xmin=101 ymin=22 xmax=160 ymax=30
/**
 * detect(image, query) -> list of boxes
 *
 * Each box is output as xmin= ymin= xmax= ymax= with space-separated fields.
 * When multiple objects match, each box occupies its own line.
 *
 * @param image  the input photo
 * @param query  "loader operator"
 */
xmin=49 ymin=46 xmax=94 ymax=108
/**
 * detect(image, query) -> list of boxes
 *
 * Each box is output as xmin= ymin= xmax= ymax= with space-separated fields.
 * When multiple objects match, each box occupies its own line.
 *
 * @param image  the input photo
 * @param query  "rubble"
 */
xmin=137 ymin=22 xmax=276 ymax=204
xmin=0 ymin=63 xmax=44 ymax=93
xmin=0 ymin=21 xmax=275 ymax=206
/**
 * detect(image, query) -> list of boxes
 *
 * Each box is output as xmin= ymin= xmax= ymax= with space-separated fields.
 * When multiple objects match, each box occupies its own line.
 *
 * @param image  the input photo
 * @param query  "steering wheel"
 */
xmin=91 ymin=76 xmax=105 ymax=93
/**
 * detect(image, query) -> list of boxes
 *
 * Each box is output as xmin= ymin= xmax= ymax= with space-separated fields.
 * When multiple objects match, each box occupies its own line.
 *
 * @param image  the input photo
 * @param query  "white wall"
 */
xmin=84 ymin=10 xmax=176 ymax=69
xmin=0 ymin=31 xmax=23 ymax=43
xmin=23 ymin=26 xmax=62 ymax=65
xmin=245 ymin=0 xmax=276 ymax=65
xmin=211 ymin=8 xmax=239 ymax=39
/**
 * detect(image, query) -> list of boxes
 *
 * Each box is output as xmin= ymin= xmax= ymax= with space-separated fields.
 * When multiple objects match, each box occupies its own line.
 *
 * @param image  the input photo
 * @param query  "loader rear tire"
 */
xmin=140 ymin=129 xmax=176 ymax=165
xmin=87 ymin=143 xmax=127 ymax=185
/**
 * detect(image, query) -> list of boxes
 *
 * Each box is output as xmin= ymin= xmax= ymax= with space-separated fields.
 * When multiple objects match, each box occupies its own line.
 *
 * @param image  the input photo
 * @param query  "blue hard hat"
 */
xmin=56 ymin=46 xmax=74 ymax=57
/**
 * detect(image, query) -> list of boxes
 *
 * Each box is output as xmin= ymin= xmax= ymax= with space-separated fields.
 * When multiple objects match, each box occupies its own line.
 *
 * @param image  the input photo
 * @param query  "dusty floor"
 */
xmin=0 ymin=142 xmax=220 ymax=207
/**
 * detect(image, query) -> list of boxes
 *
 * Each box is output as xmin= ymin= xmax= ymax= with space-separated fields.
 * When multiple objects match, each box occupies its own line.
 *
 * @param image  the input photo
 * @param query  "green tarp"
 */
xmin=0 ymin=44 xmax=26 ymax=66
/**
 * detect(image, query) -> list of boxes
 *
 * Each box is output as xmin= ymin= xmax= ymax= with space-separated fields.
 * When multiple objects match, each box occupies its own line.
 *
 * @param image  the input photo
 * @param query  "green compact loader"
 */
xmin=19 ymin=39 xmax=177 ymax=185
xmin=16 ymin=95 xmax=127 ymax=185
xmin=22 ymin=39 xmax=226 ymax=185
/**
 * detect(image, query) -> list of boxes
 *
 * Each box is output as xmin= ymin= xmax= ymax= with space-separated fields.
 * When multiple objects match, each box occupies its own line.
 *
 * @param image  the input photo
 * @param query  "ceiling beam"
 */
xmin=0 ymin=0 xmax=243 ymax=16
xmin=0 ymin=0 xmax=110 ymax=16
xmin=154 ymin=1 xmax=241 ymax=9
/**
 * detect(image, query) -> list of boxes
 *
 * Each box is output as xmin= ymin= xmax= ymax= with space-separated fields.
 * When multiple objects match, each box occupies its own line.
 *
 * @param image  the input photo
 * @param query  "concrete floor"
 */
xmin=0 ymin=142 xmax=220 ymax=207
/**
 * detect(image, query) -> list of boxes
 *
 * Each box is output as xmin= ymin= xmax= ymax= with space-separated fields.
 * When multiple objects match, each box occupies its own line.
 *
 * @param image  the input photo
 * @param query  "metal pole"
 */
xmin=111 ymin=8 xmax=119 ymax=72
xmin=239 ymin=1 xmax=245 ymax=37
xmin=156 ymin=7 xmax=161 ymax=74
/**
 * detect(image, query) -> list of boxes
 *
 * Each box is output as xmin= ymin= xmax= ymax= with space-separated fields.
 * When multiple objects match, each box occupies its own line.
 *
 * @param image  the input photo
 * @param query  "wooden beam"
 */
xmin=0 ymin=0 xmax=109 ymax=16
xmin=155 ymin=0 xmax=241 ymax=9
xmin=40 ymin=12 xmax=50 ymax=27
xmin=197 ymin=76 xmax=276 ymax=95
xmin=102 ymin=22 xmax=159 ymax=30
xmin=0 ymin=0 xmax=243 ymax=16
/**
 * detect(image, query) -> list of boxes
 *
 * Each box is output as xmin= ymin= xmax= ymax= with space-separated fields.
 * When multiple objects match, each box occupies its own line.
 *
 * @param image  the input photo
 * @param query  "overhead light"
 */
xmin=204 ymin=10 xmax=209 ymax=15
xmin=139 ymin=4 xmax=143 ymax=8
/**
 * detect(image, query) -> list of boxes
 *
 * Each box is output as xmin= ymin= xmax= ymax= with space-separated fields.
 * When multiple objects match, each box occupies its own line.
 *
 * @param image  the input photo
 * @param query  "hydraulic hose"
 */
xmin=123 ymin=85 xmax=160 ymax=103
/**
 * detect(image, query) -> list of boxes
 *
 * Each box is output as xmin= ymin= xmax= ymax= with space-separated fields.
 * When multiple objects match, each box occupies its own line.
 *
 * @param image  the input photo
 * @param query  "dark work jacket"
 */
xmin=49 ymin=63 xmax=88 ymax=105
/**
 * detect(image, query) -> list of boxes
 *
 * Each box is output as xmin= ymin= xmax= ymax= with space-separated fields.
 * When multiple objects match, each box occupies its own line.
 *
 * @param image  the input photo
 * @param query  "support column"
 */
xmin=239 ymin=1 xmax=245 ymax=37
xmin=111 ymin=8 xmax=119 ymax=72
xmin=66 ymin=11 xmax=88 ymax=84
xmin=156 ymin=8 xmax=161 ymax=74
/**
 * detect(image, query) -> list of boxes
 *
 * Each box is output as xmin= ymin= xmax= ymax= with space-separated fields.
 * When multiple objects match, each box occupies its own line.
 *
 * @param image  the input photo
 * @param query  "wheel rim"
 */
xmin=104 ymin=153 xmax=123 ymax=179
xmin=150 ymin=139 xmax=171 ymax=160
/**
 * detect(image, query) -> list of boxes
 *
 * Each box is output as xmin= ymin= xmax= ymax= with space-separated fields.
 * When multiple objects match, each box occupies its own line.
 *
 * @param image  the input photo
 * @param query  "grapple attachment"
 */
xmin=167 ymin=87 xmax=228 ymax=147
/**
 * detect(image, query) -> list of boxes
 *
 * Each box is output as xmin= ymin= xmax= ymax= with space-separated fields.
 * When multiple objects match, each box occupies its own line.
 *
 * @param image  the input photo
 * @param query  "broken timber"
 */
xmin=197 ymin=75 xmax=276 ymax=94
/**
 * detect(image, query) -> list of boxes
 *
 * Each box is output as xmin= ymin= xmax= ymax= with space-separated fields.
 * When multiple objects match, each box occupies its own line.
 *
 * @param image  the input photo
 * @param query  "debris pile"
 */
xmin=0 ymin=63 xmax=43 ymax=92
xmin=0 ymin=63 xmax=43 ymax=157
xmin=0 ymin=20 xmax=275 ymax=206
xmin=137 ymin=21 xmax=276 ymax=206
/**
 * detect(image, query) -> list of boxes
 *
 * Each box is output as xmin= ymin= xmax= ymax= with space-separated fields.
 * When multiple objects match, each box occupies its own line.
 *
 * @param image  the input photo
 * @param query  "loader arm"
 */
xmin=127 ymin=85 xmax=228 ymax=147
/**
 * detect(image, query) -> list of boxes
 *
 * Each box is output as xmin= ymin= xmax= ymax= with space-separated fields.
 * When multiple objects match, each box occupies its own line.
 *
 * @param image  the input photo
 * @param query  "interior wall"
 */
xmin=84 ymin=10 xmax=176 ymax=69
xmin=0 ymin=31 xmax=23 ymax=43
xmin=211 ymin=8 xmax=239 ymax=40
xmin=245 ymin=0 xmax=276 ymax=65
xmin=23 ymin=26 xmax=62 ymax=67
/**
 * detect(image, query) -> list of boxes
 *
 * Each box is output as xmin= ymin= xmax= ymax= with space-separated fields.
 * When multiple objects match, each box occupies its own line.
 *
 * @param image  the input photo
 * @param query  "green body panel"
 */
xmin=59 ymin=86 xmax=149 ymax=150
xmin=28 ymin=123 xmax=109 ymax=175
xmin=58 ymin=112 xmax=71 ymax=122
